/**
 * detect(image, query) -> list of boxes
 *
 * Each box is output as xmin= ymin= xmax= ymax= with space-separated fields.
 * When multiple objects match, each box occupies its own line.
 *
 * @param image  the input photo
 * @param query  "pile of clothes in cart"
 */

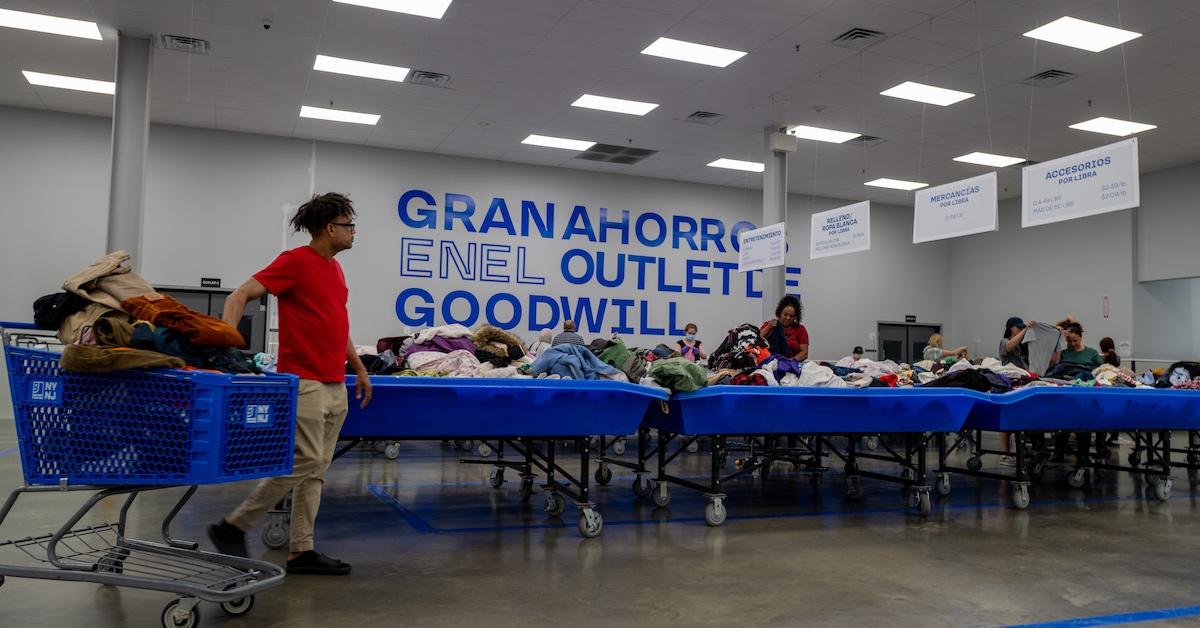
xmin=30 ymin=251 xmax=258 ymax=374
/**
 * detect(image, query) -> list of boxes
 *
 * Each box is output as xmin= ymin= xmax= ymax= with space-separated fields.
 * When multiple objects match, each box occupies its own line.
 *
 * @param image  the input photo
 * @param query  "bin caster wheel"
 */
xmin=220 ymin=595 xmax=255 ymax=617
xmin=935 ymin=474 xmax=951 ymax=497
xmin=261 ymin=520 xmax=289 ymax=550
xmin=865 ymin=436 xmax=880 ymax=450
xmin=632 ymin=475 xmax=652 ymax=499
xmin=578 ymin=509 xmax=603 ymax=538
xmin=1068 ymin=468 xmax=1087 ymax=489
xmin=1154 ymin=478 xmax=1172 ymax=502
xmin=383 ymin=442 xmax=401 ymax=460
xmin=519 ymin=478 xmax=534 ymax=503
xmin=161 ymin=600 xmax=200 ymax=628
xmin=686 ymin=441 xmax=700 ymax=454
xmin=1028 ymin=459 xmax=1046 ymax=481
xmin=478 ymin=443 xmax=493 ymax=458
xmin=915 ymin=490 xmax=931 ymax=517
xmin=1012 ymin=485 xmax=1030 ymax=510
xmin=652 ymin=482 xmax=671 ymax=508
xmin=489 ymin=467 xmax=505 ymax=489
xmin=544 ymin=492 xmax=566 ymax=517
xmin=594 ymin=464 xmax=612 ymax=486
xmin=846 ymin=477 xmax=864 ymax=501
xmin=966 ymin=457 xmax=982 ymax=472
xmin=704 ymin=499 xmax=727 ymax=527
xmin=612 ymin=438 xmax=627 ymax=456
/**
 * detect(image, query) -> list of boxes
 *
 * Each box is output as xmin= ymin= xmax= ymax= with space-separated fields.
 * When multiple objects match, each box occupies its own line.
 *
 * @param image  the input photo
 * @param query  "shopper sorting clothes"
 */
xmin=551 ymin=320 xmax=586 ymax=346
xmin=761 ymin=295 xmax=809 ymax=361
xmin=208 ymin=192 xmax=371 ymax=576
xmin=1099 ymin=336 xmax=1121 ymax=367
xmin=527 ymin=328 xmax=554 ymax=355
xmin=676 ymin=323 xmax=707 ymax=362
xmin=999 ymin=317 xmax=1032 ymax=370
xmin=1059 ymin=323 xmax=1103 ymax=368
xmin=923 ymin=333 xmax=968 ymax=362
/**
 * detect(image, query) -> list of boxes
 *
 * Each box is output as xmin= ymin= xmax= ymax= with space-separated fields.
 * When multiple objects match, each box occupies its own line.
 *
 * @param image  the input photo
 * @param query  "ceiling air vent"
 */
xmin=684 ymin=110 xmax=726 ymax=125
xmin=405 ymin=70 xmax=452 ymax=88
xmin=575 ymin=143 xmax=658 ymax=165
xmin=831 ymin=27 xmax=888 ymax=50
xmin=160 ymin=34 xmax=210 ymax=55
xmin=846 ymin=134 xmax=886 ymax=147
xmin=1020 ymin=69 xmax=1078 ymax=88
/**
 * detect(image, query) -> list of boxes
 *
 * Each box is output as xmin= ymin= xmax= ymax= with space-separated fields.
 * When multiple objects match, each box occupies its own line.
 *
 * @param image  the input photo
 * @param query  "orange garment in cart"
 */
xmin=121 ymin=294 xmax=245 ymax=347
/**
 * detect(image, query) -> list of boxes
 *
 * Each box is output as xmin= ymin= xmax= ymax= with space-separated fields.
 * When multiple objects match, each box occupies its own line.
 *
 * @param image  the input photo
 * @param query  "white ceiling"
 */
xmin=2 ymin=0 xmax=1199 ymax=204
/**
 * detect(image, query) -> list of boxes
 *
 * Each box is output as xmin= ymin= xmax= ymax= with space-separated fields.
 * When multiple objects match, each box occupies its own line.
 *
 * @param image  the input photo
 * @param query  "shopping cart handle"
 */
xmin=0 ymin=321 xmax=39 ymax=330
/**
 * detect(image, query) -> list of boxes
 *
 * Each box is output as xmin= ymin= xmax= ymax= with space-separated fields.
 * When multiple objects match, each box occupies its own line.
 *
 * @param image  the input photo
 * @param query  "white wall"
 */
xmin=947 ymin=198 xmax=1135 ymax=362
xmin=1132 ymin=278 xmax=1200 ymax=362
xmin=1137 ymin=162 xmax=1200 ymax=282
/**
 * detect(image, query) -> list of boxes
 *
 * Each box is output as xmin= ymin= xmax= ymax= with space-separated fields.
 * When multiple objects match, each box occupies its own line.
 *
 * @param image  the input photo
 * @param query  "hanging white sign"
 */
xmin=811 ymin=201 xmax=870 ymax=259
xmin=913 ymin=172 xmax=998 ymax=243
xmin=1022 ymin=138 xmax=1140 ymax=228
xmin=738 ymin=222 xmax=786 ymax=272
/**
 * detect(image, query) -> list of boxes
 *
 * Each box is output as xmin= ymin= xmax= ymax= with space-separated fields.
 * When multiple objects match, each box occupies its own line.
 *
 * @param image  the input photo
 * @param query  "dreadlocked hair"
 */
xmin=289 ymin=192 xmax=356 ymax=235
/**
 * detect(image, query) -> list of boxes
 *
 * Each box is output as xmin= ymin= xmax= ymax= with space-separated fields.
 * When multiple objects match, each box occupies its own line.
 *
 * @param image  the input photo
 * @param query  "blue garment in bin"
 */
xmin=645 ymin=386 xmax=978 ymax=436
xmin=340 ymin=375 xmax=667 ymax=439
xmin=964 ymin=386 xmax=1200 ymax=432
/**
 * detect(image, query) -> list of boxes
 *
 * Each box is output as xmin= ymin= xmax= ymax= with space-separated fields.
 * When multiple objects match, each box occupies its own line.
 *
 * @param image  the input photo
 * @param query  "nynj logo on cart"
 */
xmin=29 ymin=379 xmax=61 ymax=404
xmin=244 ymin=404 xmax=272 ymax=427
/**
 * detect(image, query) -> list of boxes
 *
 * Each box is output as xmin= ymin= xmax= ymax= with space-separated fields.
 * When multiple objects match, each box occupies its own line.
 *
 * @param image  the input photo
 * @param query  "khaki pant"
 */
xmin=230 ymin=379 xmax=348 ymax=552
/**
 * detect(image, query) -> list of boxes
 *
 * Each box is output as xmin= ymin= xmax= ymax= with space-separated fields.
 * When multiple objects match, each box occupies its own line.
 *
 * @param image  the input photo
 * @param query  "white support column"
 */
xmin=761 ymin=126 xmax=793 ymax=321
xmin=107 ymin=32 xmax=153 ymax=270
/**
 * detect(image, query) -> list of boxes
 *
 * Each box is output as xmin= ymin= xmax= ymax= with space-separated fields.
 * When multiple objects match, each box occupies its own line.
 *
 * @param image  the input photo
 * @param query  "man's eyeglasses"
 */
xmin=331 ymin=222 xmax=356 ymax=230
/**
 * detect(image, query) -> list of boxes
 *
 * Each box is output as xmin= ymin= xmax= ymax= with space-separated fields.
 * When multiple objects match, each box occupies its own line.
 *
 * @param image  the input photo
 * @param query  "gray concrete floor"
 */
xmin=2 ymin=422 xmax=1200 ymax=627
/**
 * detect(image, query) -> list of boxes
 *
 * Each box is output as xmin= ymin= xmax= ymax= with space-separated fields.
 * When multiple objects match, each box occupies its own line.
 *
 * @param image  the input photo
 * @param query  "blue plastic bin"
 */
xmin=4 ymin=340 xmax=298 ymax=486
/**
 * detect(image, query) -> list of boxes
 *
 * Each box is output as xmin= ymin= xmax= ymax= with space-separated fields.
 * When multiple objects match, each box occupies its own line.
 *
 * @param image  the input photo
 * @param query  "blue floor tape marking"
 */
xmin=0 ymin=447 xmax=17 ymax=458
xmin=1003 ymin=604 xmax=1200 ymax=627
xmin=365 ymin=484 xmax=437 ymax=534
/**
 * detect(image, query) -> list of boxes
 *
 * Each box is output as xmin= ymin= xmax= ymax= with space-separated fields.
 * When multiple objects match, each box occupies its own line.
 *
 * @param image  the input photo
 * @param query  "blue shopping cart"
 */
xmin=0 ymin=321 xmax=298 ymax=627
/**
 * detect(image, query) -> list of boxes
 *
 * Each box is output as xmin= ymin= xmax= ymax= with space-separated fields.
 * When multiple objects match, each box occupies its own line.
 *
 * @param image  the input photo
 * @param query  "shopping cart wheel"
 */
xmin=161 ymin=600 xmax=200 ymax=628
xmin=704 ymin=498 xmax=726 ymax=527
xmin=98 ymin=546 xmax=131 ymax=574
xmin=261 ymin=519 xmax=290 ymax=551
xmin=383 ymin=442 xmax=401 ymax=460
xmin=651 ymin=482 xmax=671 ymax=508
xmin=1067 ymin=468 xmax=1087 ymax=489
xmin=489 ymin=467 xmax=505 ymax=489
xmin=935 ymin=473 xmax=951 ymax=497
xmin=1154 ymin=478 xmax=1172 ymax=502
xmin=1012 ymin=485 xmax=1030 ymax=510
xmin=594 ymin=464 xmax=612 ymax=486
xmin=220 ymin=584 xmax=256 ymax=617
xmin=612 ymin=437 xmax=627 ymax=456
xmin=544 ymin=492 xmax=566 ymax=517
xmin=578 ymin=509 xmax=603 ymax=538
xmin=966 ymin=456 xmax=982 ymax=472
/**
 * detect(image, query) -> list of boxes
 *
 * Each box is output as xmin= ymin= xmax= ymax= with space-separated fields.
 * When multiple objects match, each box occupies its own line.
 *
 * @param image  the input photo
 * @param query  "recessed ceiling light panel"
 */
xmin=571 ymin=94 xmax=659 ymax=116
xmin=707 ymin=158 xmax=764 ymax=172
xmin=787 ymin=124 xmax=861 ymax=144
xmin=865 ymin=177 xmax=928 ymax=191
xmin=641 ymin=37 xmax=747 ymax=67
xmin=299 ymin=105 xmax=381 ymax=125
xmin=1069 ymin=116 xmax=1156 ymax=136
xmin=0 ymin=8 xmax=101 ymax=40
xmin=953 ymin=152 xmax=1026 ymax=168
xmin=880 ymin=81 xmax=974 ymax=106
xmin=22 ymin=71 xmax=114 ymax=94
xmin=332 ymin=0 xmax=453 ymax=19
xmin=1024 ymin=16 xmax=1141 ymax=52
xmin=522 ymin=134 xmax=596 ymax=151
xmin=314 ymin=55 xmax=411 ymax=82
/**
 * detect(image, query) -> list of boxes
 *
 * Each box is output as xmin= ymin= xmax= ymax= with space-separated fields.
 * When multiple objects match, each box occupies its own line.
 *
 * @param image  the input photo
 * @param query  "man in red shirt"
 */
xmin=208 ymin=192 xmax=372 ymax=575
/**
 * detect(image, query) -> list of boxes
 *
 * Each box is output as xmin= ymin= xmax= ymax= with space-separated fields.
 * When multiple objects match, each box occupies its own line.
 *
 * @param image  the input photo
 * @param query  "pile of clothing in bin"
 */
xmin=31 ymin=251 xmax=256 ymax=374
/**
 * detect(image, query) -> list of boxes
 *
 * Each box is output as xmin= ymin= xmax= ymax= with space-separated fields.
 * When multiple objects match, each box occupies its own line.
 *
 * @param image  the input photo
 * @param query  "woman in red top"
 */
xmin=761 ymin=295 xmax=809 ymax=361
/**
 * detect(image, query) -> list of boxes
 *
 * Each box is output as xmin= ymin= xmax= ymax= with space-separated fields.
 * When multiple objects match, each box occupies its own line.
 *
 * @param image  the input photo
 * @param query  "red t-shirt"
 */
xmin=254 ymin=246 xmax=349 ymax=382
xmin=761 ymin=321 xmax=809 ymax=356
